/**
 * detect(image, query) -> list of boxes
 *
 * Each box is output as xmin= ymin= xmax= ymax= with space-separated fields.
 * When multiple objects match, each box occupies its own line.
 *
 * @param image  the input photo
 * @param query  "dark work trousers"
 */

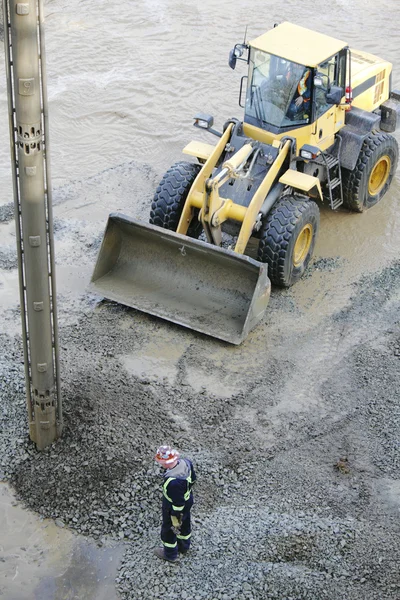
xmin=161 ymin=495 xmax=193 ymax=558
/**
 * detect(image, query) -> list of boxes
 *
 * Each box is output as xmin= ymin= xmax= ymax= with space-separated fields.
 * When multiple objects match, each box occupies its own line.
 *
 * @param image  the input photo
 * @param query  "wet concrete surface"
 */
xmin=0 ymin=483 xmax=123 ymax=600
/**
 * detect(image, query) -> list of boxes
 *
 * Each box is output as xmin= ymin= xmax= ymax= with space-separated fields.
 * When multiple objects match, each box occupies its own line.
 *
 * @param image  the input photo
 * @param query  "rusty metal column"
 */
xmin=3 ymin=0 xmax=62 ymax=449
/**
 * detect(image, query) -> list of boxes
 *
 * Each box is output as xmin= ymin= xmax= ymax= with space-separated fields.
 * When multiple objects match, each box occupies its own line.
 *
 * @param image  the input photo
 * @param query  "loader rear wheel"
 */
xmin=258 ymin=195 xmax=320 ymax=287
xmin=150 ymin=161 xmax=202 ymax=237
xmin=342 ymin=131 xmax=398 ymax=212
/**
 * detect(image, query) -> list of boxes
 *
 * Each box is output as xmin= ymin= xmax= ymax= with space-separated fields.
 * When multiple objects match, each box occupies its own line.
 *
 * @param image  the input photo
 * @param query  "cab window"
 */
xmin=315 ymin=56 xmax=337 ymax=118
xmin=315 ymin=50 xmax=346 ymax=118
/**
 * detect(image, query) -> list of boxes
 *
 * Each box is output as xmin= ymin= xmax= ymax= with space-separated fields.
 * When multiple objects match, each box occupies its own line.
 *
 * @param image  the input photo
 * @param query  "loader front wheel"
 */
xmin=341 ymin=131 xmax=398 ymax=212
xmin=258 ymin=195 xmax=320 ymax=287
xmin=150 ymin=161 xmax=202 ymax=237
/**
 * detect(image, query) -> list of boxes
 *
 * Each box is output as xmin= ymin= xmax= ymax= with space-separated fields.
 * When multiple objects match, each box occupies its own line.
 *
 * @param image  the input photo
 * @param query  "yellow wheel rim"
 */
xmin=368 ymin=155 xmax=391 ymax=196
xmin=293 ymin=224 xmax=313 ymax=267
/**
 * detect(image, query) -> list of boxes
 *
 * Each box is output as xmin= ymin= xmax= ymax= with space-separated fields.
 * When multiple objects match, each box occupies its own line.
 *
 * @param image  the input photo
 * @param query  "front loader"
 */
xmin=91 ymin=22 xmax=400 ymax=344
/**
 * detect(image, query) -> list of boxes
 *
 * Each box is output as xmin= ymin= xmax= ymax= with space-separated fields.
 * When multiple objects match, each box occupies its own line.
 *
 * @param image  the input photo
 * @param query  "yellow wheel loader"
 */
xmin=91 ymin=22 xmax=400 ymax=344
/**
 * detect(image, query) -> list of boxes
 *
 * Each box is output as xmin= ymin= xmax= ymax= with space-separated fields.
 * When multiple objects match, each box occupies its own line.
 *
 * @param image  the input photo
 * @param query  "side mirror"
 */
xmin=326 ymin=85 xmax=344 ymax=105
xmin=229 ymin=49 xmax=237 ymax=70
xmin=314 ymin=73 xmax=329 ymax=89
xmin=229 ymin=44 xmax=247 ymax=70
xmin=314 ymin=76 xmax=324 ymax=88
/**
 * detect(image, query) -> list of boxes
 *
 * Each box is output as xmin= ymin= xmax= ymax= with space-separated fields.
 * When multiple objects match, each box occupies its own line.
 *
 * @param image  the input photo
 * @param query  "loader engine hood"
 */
xmin=349 ymin=48 xmax=392 ymax=111
xmin=217 ymin=127 xmax=280 ymax=209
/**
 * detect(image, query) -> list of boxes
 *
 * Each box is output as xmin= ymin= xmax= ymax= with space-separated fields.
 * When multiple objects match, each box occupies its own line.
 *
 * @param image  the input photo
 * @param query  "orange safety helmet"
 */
xmin=155 ymin=445 xmax=180 ymax=469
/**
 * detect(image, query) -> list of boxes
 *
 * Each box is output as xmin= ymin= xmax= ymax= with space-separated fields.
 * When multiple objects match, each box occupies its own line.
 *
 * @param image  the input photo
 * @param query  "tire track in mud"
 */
xmin=231 ymin=262 xmax=400 ymax=448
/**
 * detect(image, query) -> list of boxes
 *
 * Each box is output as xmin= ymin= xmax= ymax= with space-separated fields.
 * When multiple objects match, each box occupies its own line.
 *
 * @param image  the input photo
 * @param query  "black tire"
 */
xmin=258 ymin=195 xmax=320 ymax=287
xmin=342 ymin=131 xmax=398 ymax=212
xmin=150 ymin=161 xmax=202 ymax=237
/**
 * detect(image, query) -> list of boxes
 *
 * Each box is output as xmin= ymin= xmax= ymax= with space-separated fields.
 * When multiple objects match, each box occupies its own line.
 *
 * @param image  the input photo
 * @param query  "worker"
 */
xmin=154 ymin=445 xmax=197 ymax=562
xmin=286 ymin=67 xmax=311 ymax=120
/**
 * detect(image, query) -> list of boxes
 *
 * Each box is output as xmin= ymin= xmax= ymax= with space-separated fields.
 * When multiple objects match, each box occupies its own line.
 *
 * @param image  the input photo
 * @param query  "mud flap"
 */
xmin=89 ymin=214 xmax=271 ymax=344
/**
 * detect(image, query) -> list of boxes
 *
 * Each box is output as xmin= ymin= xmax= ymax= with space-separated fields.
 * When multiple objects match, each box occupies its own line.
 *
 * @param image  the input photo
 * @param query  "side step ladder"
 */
xmin=321 ymin=153 xmax=344 ymax=210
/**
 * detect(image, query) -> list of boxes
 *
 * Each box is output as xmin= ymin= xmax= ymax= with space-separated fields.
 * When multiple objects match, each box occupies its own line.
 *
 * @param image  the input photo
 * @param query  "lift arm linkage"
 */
xmin=177 ymin=131 xmax=291 ymax=254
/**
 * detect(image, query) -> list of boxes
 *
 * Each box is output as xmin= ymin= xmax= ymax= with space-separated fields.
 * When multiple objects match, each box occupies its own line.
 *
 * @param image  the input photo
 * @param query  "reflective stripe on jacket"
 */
xmin=162 ymin=458 xmax=196 ymax=515
xmin=298 ymin=70 xmax=311 ymax=102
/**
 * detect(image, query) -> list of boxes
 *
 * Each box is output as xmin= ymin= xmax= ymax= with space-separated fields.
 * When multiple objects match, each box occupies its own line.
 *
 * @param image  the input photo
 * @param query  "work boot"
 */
xmin=154 ymin=547 xmax=179 ymax=562
xmin=178 ymin=543 xmax=190 ymax=555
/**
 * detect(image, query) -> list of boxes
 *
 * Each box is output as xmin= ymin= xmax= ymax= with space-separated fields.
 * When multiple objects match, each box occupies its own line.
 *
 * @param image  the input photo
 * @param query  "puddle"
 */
xmin=315 ymin=184 xmax=400 ymax=273
xmin=0 ymin=483 xmax=123 ymax=600
xmin=0 ymin=265 xmax=90 ymax=310
xmin=56 ymin=264 xmax=92 ymax=296
xmin=121 ymin=338 xmax=244 ymax=397
xmin=0 ymin=270 xmax=20 ymax=311
xmin=0 ymin=220 xmax=17 ymax=246
xmin=185 ymin=365 xmax=242 ymax=398
xmin=122 ymin=352 xmax=177 ymax=383
xmin=55 ymin=196 xmax=116 ymax=224
xmin=0 ymin=263 xmax=93 ymax=336
xmin=121 ymin=338 xmax=186 ymax=383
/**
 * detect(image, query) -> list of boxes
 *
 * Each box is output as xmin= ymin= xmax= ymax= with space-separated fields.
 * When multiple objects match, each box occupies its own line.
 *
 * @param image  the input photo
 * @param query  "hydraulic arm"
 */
xmin=177 ymin=128 xmax=291 ymax=254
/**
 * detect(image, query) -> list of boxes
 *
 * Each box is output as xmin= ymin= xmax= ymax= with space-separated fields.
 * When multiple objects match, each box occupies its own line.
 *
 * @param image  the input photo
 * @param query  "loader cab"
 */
xmin=242 ymin=46 xmax=347 ymax=135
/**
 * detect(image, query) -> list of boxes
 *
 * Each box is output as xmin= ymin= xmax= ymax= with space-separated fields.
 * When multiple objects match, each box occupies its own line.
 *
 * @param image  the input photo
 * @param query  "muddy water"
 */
xmin=0 ymin=0 xmax=399 ymax=187
xmin=1 ymin=0 xmax=400 ymax=597
xmin=0 ymin=483 xmax=123 ymax=600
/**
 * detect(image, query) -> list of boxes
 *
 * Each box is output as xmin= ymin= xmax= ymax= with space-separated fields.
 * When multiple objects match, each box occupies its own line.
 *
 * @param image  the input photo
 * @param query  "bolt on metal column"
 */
xmin=3 ymin=0 xmax=62 ymax=449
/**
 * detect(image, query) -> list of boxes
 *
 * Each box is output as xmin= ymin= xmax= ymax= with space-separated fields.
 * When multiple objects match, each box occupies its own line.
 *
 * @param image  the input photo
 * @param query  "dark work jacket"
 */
xmin=162 ymin=458 xmax=196 ymax=516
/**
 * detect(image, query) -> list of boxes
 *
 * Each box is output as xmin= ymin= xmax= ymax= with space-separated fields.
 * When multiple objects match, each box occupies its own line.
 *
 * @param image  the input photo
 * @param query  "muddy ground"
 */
xmin=0 ymin=160 xmax=399 ymax=599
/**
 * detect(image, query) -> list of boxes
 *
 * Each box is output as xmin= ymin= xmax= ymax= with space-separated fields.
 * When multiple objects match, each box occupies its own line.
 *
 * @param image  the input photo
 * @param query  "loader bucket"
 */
xmin=89 ymin=214 xmax=271 ymax=344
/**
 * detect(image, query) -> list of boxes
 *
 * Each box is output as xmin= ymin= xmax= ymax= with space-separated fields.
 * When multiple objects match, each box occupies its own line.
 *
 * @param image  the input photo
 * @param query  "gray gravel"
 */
xmin=0 ymin=163 xmax=399 ymax=599
xmin=0 ymin=201 xmax=14 ymax=223
xmin=0 ymin=245 xmax=17 ymax=270
xmin=302 ymin=255 xmax=346 ymax=279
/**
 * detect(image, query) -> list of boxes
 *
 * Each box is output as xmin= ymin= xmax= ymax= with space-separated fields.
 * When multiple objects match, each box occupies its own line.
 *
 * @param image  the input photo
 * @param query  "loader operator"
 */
xmin=286 ymin=67 xmax=311 ymax=120
xmin=154 ymin=445 xmax=196 ymax=562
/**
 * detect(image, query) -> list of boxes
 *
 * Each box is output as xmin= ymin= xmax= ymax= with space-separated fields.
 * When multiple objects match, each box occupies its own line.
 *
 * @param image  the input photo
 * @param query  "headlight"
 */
xmin=195 ymin=119 xmax=210 ymax=129
xmin=299 ymin=144 xmax=320 ymax=160
xmin=193 ymin=113 xmax=214 ymax=130
xmin=300 ymin=150 xmax=313 ymax=160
